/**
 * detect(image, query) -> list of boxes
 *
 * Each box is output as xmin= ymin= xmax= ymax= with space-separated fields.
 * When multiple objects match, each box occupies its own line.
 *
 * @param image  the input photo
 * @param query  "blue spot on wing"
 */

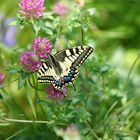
xmin=54 ymin=67 xmax=78 ymax=90
xmin=63 ymin=76 xmax=71 ymax=82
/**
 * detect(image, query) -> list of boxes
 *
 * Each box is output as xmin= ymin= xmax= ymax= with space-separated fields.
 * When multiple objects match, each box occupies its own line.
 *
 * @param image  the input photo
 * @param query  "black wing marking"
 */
xmin=37 ymin=61 xmax=55 ymax=83
xmin=55 ymin=46 xmax=85 ymax=62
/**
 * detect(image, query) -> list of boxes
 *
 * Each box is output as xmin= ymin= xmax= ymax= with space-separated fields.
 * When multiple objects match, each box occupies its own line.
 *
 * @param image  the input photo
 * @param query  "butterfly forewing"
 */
xmin=55 ymin=46 xmax=93 ymax=77
xmin=37 ymin=61 xmax=56 ymax=83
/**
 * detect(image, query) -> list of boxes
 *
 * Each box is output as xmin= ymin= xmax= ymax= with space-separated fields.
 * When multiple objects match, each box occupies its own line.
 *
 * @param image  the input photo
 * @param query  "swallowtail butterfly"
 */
xmin=37 ymin=46 xmax=93 ymax=90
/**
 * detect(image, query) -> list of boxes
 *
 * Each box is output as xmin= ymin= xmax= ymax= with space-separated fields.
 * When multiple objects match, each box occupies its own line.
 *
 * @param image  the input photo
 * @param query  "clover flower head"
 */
xmin=53 ymin=2 xmax=70 ymax=16
xmin=19 ymin=0 xmax=45 ymax=18
xmin=64 ymin=125 xmax=80 ymax=138
xmin=19 ymin=50 xmax=41 ymax=72
xmin=46 ymin=85 xmax=67 ymax=100
xmin=32 ymin=37 xmax=52 ymax=60
xmin=55 ymin=124 xmax=81 ymax=139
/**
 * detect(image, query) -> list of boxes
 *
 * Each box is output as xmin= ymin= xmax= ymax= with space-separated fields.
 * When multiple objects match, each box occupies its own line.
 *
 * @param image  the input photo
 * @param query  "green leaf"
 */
xmin=6 ymin=67 xmax=20 ymax=74
xmin=47 ymin=120 xmax=55 ymax=126
xmin=86 ymin=8 xmax=97 ymax=16
xmin=100 ymin=64 xmax=111 ymax=74
xmin=0 ymin=123 xmax=10 ymax=126
xmin=33 ymin=23 xmax=41 ymax=36
xmin=43 ymin=12 xmax=54 ymax=20
xmin=24 ymin=82 xmax=37 ymax=119
xmin=9 ymin=21 xmax=18 ymax=26
xmin=18 ymin=71 xmax=29 ymax=90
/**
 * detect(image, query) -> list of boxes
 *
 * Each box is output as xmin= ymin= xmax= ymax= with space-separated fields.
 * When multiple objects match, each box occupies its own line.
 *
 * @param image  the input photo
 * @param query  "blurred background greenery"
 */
xmin=0 ymin=0 xmax=140 ymax=140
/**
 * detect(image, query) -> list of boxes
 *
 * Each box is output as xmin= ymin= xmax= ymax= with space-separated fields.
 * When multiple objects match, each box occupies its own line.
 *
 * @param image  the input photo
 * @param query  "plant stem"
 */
xmin=54 ymin=25 xmax=63 ymax=47
xmin=6 ymin=128 xmax=25 ymax=140
xmin=31 ymin=74 xmax=48 ymax=119
xmin=84 ymin=120 xmax=100 ymax=139
xmin=3 ymin=118 xmax=48 ymax=124
xmin=81 ymin=27 xmax=84 ymax=45
xmin=126 ymin=55 xmax=140 ymax=84
xmin=58 ymin=25 xmax=63 ymax=38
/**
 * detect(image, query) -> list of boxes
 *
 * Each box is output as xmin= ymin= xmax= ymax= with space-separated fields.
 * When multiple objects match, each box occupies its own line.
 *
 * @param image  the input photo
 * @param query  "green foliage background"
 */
xmin=0 ymin=0 xmax=140 ymax=140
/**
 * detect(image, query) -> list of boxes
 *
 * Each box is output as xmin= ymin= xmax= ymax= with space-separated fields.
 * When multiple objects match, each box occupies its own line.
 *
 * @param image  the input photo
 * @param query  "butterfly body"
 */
xmin=37 ymin=46 xmax=93 ymax=90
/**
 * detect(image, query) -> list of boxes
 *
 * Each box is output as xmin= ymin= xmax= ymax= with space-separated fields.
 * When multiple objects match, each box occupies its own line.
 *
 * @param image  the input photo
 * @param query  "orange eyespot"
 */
xmin=76 ymin=0 xmax=85 ymax=7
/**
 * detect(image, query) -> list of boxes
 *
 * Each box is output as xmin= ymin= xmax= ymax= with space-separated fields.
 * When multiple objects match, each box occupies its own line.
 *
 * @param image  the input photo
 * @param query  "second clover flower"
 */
xmin=46 ymin=85 xmax=67 ymax=100
xmin=53 ymin=2 xmax=70 ymax=16
xmin=32 ymin=37 xmax=52 ymax=60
